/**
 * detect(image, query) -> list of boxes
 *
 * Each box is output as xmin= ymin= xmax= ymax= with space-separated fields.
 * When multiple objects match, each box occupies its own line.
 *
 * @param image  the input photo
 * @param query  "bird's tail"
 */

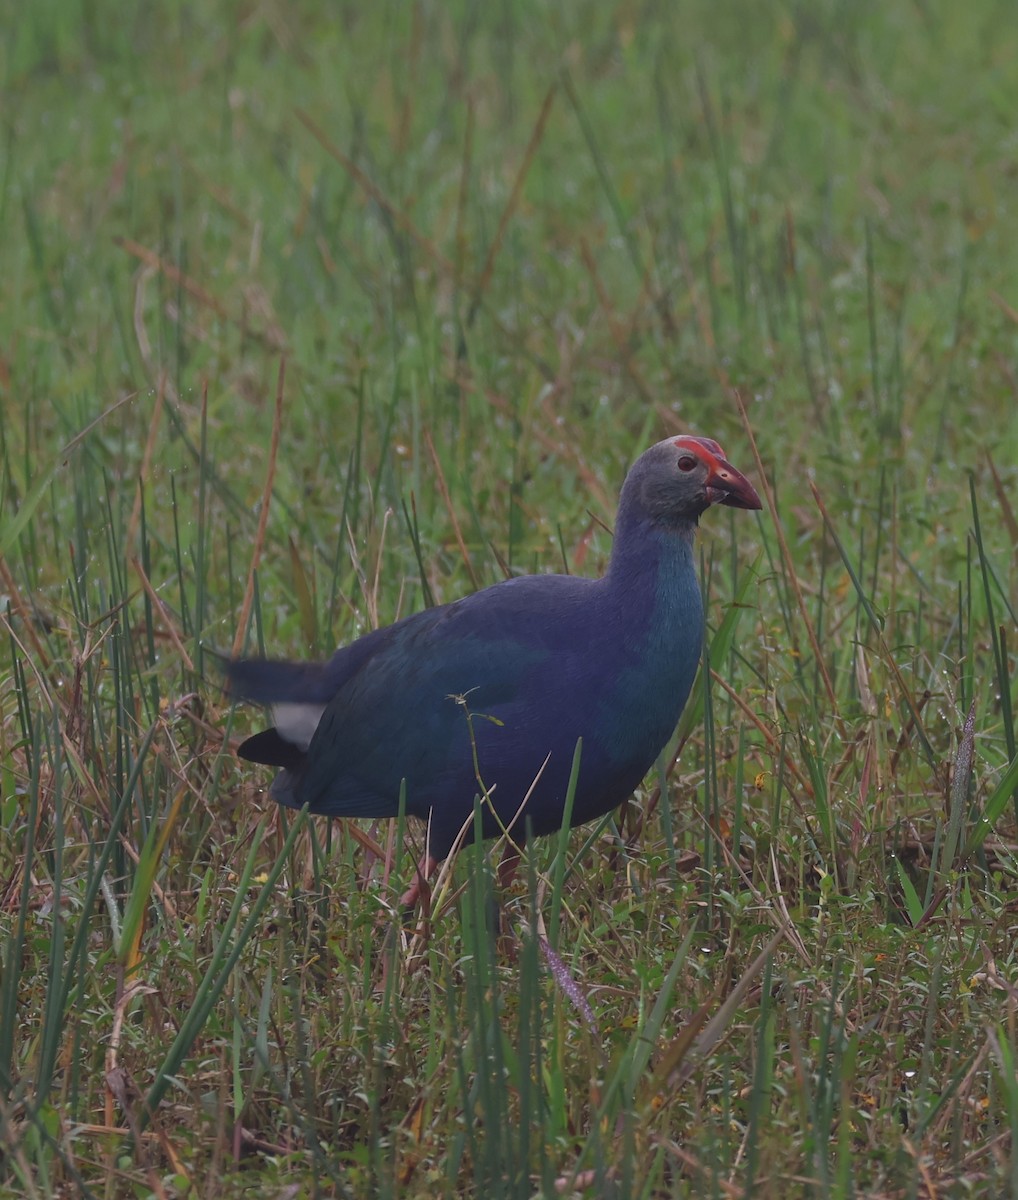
xmin=224 ymin=657 xmax=337 ymax=705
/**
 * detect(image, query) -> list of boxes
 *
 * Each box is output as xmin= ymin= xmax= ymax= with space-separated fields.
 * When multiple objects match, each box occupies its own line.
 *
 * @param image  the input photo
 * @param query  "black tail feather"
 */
xmin=237 ymin=727 xmax=307 ymax=770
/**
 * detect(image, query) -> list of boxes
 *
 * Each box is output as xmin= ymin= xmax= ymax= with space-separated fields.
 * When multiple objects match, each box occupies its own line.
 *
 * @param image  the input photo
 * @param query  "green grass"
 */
xmin=2 ymin=0 xmax=1018 ymax=1195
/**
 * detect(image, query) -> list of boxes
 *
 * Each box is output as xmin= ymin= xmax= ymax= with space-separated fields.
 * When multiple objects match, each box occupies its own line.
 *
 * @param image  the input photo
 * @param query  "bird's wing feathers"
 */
xmin=296 ymin=575 xmax=600 ymax=818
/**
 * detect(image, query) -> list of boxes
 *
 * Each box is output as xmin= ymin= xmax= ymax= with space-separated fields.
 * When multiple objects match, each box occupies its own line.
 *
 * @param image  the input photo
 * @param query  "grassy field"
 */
xmin=3 ymin=1 xmax=1018 ymax=1195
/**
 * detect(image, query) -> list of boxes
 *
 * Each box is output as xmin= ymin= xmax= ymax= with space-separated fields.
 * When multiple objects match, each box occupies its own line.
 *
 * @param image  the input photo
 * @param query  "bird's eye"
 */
xmin=677 ymin=455 xmax=697 ymax=472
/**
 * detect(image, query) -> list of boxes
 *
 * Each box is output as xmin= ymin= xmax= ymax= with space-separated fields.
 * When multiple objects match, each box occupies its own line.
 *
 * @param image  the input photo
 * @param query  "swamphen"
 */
xmin=226 ymin=436 xmax=761 ymax=905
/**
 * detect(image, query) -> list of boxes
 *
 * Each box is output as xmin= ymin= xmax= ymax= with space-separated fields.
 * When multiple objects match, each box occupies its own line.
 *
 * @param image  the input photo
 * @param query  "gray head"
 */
xmin=621 ymin=435 xmax=763 ymax=529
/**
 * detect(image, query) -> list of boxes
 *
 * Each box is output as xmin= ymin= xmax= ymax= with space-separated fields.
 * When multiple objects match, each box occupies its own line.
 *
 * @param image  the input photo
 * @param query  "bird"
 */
xmin=226 ymin=435 xmax=761 ymax=908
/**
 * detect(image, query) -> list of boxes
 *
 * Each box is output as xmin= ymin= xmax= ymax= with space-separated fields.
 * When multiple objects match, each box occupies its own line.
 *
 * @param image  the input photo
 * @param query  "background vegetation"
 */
xmin=2 ymin=1 xmax=1018 ymax=1195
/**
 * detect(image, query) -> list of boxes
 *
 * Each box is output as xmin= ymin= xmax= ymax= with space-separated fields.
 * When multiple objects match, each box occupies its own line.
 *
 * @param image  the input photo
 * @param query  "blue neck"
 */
xmin=606 ymin=502 xmax=700 ymax=620
xmin=598 ymin=504 xmax=704 ymax=757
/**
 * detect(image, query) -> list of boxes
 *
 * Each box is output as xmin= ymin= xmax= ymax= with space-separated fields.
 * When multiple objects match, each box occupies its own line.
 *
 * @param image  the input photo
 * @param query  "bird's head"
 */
xmin=627 ymin=435 xmax=763 ymax=527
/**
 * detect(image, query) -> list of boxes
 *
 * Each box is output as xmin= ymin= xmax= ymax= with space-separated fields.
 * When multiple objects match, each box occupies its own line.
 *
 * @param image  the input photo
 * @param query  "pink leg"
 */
xmin=379 ymin=853 xmax=439 ymax=992
xmin=497 ymin=841 xmax=523 ymax=891
xmin=494 ymin=841 xmax=524 ymax=957
xmin=399 ymin=853 xmax=439 ymax=910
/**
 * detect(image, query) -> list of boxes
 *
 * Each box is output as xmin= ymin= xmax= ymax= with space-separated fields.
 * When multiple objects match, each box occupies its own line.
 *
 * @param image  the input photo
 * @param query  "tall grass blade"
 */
xmin=141 ymin=808 xmax=309 ymax=1126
